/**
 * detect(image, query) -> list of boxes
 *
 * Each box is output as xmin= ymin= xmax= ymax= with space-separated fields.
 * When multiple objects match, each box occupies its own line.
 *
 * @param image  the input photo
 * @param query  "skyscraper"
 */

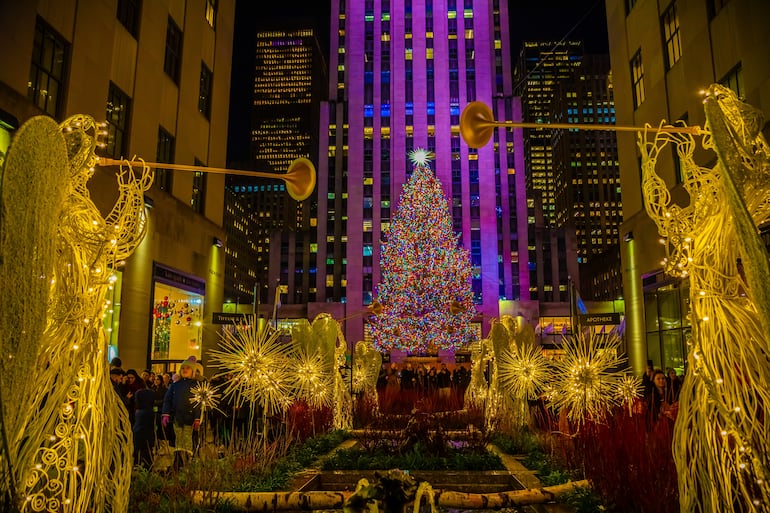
xmin=550 ymin=54 xmax=622 ymax=301
xmin=514 ymin=41 xmax=585 ymax=228
xmin=317 ymin=0 xmax=529 ymax=346
xmin=225 ymin=26 xmax=325 ymax=307
xmin=513 ymin=42 xmax=622 ymax=305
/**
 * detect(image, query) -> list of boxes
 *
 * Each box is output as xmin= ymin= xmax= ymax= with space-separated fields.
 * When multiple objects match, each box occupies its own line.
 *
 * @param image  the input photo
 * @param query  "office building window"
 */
xmin=164 ymin=17 xmax=182 ymax=84
xmin=117 ymin=0 xmax=141 ymax=38
xmin=199 ymin=63 xmax=212 ymax=119
xmin=105 ymin=82 xmax=131 ymax=159
xmin=205 ymin=0 xmax=217 ymax=28
xmin=662 ymin=2 xmax=681 ymax=70
xmin=720 ymin=64 xmax=743 ymax=99
xmin=192 ymin=159 xmax=207 ymax=214
xmin=28 ymin=18 xmax=68 ymax=117
xmin=708 ymin=0 xmax=731 ymax=19
xmin=156 ymin=126 xmax=175 ymax=192
xmin=630 ymin=50 xmax=645 ymax=109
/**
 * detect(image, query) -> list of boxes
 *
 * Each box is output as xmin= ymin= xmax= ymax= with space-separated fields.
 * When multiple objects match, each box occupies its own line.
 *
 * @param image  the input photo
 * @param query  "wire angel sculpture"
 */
xmin=0 ymin=114 xmax=152 ymax=513
xmin=640 ymin=84 xmax=770 ymax=512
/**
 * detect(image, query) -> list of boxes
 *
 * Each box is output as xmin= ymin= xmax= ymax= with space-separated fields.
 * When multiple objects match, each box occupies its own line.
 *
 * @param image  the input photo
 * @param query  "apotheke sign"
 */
xmin=579 ymin=313 xmax=621 ymax=326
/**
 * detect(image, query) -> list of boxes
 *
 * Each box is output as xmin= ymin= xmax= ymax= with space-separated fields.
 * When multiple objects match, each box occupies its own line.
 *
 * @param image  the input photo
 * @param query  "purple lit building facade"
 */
xmin=316 ymin=0 xmax=530 ymax=345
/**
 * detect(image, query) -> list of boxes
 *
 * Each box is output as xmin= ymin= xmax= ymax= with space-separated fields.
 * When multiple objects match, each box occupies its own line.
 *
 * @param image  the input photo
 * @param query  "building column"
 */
xmin=622 ymin=232 xmax=646 ymax=375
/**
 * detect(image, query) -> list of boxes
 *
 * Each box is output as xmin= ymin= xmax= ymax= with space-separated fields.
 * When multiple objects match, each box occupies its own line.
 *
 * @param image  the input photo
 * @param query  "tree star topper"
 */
xmin=408 ymin=148 xmax=435 ymax=167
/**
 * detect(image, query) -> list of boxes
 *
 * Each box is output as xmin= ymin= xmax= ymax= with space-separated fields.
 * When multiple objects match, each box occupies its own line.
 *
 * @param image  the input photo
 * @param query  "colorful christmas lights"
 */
xmin=370 ymin=151 xmax=476 ymax=353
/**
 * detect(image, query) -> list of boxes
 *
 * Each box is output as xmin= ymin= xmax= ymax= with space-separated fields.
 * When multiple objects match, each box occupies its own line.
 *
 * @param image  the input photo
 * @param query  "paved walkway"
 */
xmin=488 ymin=444 xmax=577 ymax=513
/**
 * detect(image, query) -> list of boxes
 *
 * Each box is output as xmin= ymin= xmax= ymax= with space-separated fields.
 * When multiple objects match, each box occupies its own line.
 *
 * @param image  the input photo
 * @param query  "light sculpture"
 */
xmin=640 ymin=84 xmax=770 ymax=512
xmin=0 ymin=115 xmax=152 ymax=512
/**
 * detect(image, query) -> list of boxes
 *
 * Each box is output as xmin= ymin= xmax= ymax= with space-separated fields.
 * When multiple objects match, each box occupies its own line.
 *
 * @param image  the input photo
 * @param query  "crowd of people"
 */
xmin=108 ymin=353 xmax=683 ymax=469
xmin=376 ymin=361 xmax=472 ymax=408
xmin=640 ymin=361 xmax=683 ymax=425
xmin=109 ymin=356 xmax=203 ymax=469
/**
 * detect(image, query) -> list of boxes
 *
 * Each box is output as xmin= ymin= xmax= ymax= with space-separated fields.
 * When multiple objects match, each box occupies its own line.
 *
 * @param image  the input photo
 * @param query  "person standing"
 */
xmin=161 ymin=357 xmax=201 ymax=469
xmin=132 ymin=377 xmax=156 ymax=468
xmin=437 ymin=363 xmax=452 ymax=402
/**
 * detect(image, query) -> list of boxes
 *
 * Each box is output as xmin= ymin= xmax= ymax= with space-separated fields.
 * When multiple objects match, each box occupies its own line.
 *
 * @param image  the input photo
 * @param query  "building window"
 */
xmin=117 ymin=0 xmax=141 ymax=38
xmin=720 ymin=64 xmax=743 ymax=99
xmin=28 ymin=18 xmax=68 ymax=118
xmin=156 ymin=126 xmax=175 ymax=192
xmin=630 ymin=50 xmax=645 ymax=109
xmin=199 ymin=63 xmax=212 ymax=119
xmin=164 ymin=17 xmax=183 ymax=84
xmin=105 ymin=82 xmax=131 ymax=159
xmin=192 ymin=159 xmax=207 ymax=213
xmin=205 ymin=0 xmax=217 ymax=28
xmin=708 ymin=0 xmax=731 ymax=19
xmin=661 ymin=2 xmax=681 ymax=70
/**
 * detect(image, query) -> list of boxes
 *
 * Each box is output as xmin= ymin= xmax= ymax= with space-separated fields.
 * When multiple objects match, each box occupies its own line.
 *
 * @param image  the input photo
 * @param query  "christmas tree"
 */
xmin=370 ymin=149 xmax=476 ymax=353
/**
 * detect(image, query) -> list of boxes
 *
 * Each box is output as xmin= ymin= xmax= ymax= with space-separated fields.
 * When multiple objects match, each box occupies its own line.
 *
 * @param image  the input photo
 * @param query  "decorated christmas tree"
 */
xmin=370 ymin=149 xmax=476 ymax=353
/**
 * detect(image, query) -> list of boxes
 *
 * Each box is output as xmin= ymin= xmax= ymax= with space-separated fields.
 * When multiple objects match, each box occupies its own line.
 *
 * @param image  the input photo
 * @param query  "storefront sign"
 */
xmin=580 ymin=313 xmax=621 ymax=326
xmin=212 ymin=312 xmax=253 ymax=325
xmin=153 ymin=263 xmax=206 ymax=294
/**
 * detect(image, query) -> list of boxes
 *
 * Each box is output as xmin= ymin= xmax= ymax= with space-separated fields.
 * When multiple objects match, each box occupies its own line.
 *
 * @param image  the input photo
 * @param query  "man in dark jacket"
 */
xmin=161 ymin=357 xmax=201 ymax=469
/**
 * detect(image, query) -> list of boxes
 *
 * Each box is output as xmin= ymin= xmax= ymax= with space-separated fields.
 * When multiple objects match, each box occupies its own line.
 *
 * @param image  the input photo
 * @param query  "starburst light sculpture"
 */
xmin=208 ymin=323 xmax=295 ymax=419
xmin=191 ymin=380 xmax=223 ymax=420
xmin=549 ymin=330 xmax=629 ymax=427
xmin=614 ymin=374 xmax=643 ymax=416
xmin=293 ymin=348 xmax=335 ymax=410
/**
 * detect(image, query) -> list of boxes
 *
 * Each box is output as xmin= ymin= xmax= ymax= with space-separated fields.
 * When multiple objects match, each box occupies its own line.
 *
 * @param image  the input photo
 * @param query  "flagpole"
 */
xmin=272 ymin=279 xmax=281 ymax=330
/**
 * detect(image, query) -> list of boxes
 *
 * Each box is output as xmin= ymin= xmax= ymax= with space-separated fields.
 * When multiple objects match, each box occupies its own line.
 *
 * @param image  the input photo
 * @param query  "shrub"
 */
xmin=322 ymin=442 xmax=504 ymax=471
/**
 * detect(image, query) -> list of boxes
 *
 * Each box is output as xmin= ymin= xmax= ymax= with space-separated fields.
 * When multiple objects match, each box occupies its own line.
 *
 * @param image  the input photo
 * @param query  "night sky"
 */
xmin=227 ymin=1 xmax=609 ymax=164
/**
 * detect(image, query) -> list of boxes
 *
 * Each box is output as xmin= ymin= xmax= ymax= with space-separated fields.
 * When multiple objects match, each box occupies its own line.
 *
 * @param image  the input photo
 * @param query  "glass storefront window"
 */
xmin=103 ymin=271 xmax=123 ymax=362
xmin=646 ymin=332 xmax=661 ymax=367
xmin=658 ymin=288 xmax=681 ymax=330
xmin=151 ymin=282 xmax=204 ymax=362
xmin=661 ymin=330 xmax=685 ymax=375
xmin=644 ymin=293 xmax=659 ymax=331
xmin=644 ymin=284 xmax=689 ymax=371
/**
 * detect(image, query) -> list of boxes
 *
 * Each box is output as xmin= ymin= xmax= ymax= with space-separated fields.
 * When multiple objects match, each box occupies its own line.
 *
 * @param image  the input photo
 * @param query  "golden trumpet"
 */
xmin=459 ymin=101 xmax=702 ymax=149
xmin=98 ymin=156 xmax=317 ymax=201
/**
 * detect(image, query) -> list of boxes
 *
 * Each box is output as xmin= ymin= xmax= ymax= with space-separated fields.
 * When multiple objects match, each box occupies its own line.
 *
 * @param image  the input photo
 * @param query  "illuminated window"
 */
xmin=662 ymin=2 xmax=681 ymax=70
xmin=191 ymin=164 xmax=206 ymax=214
xmin=28 ymin=18 xmax=68 ymax=117
xmin=164 ymin=16 xmax=183 ymax=84
xmin=117 ymin=0 xmax=141 ymax=37
xmin=156 ymin=127 xmax=175 ymax=192
xmin=405 ymin=48 xmax=412 ymax=60
xmin=105 ymin=82 xmax=131 ymax=159
xmin=630 ymin=50 xmax=645 ymax=108
xmin=205 ymin=0 xmax=217 ymax=28
xmin=720 ymin=64 xmax=743 ymax=98
xmin=198 ymin=62 xmax=212 ymax=119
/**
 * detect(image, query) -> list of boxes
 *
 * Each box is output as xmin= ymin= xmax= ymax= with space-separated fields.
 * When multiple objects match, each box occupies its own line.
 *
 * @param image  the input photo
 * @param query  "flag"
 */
xmin=576 ymin=293 xmax=588 ymax=314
